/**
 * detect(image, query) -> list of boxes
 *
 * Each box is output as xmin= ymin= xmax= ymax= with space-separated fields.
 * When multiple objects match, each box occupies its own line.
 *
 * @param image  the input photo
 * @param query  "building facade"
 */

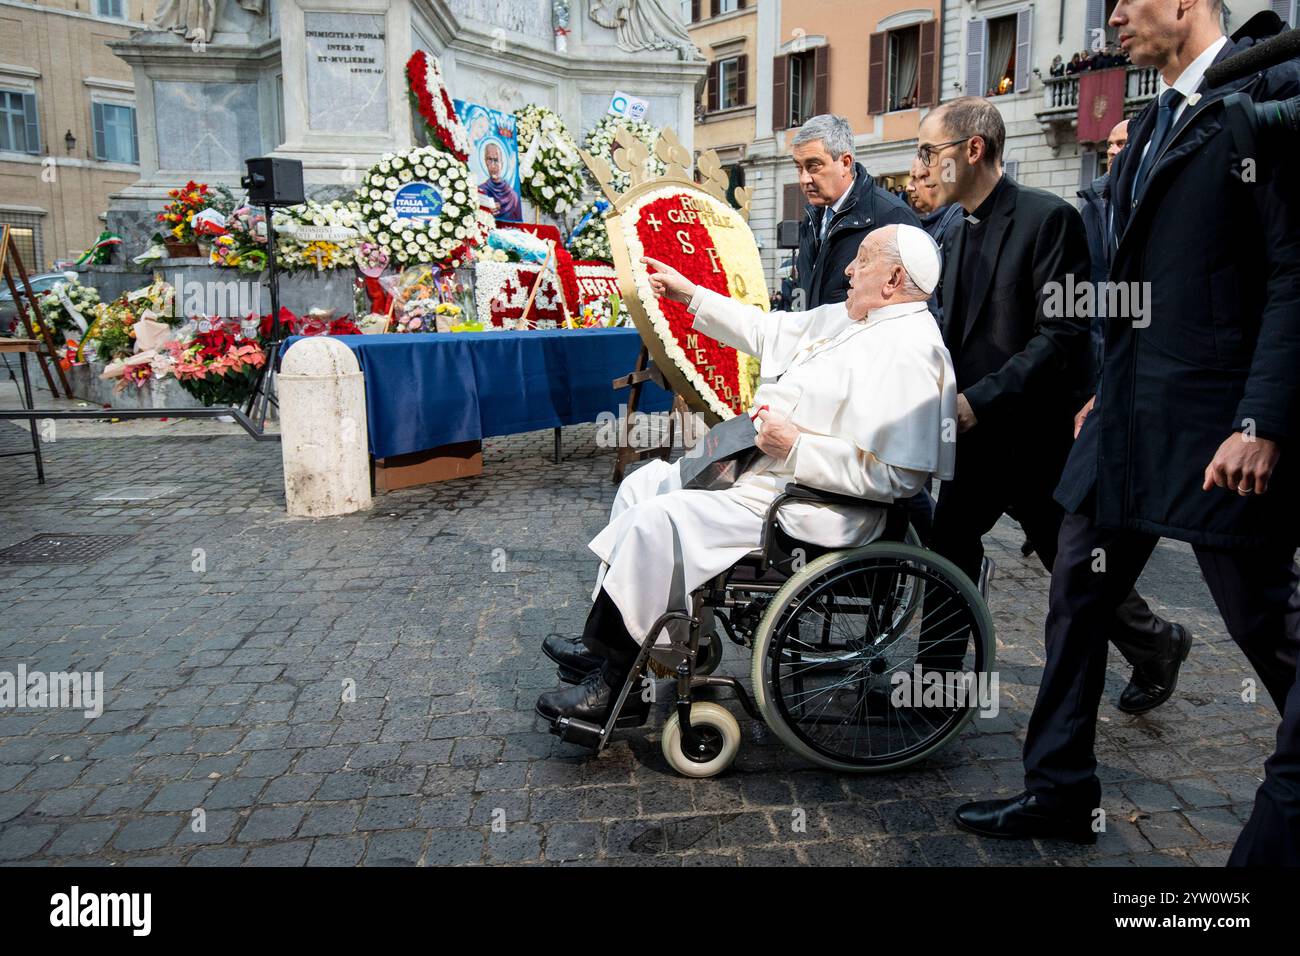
xmin=738 ymin=0 xmax=944 ymax=288
xmin=0 ymin=0 xmax=152 ymax=272
xmin=687 ymin=0 xmax=758 ymax=173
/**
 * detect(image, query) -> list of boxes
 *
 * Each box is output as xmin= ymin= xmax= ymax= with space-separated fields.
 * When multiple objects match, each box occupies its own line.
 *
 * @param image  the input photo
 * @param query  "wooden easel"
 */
xmin=610 ymin=344 xmax=690 ymax=483
xmin=1 ymin=225 xmax=70 ymax=398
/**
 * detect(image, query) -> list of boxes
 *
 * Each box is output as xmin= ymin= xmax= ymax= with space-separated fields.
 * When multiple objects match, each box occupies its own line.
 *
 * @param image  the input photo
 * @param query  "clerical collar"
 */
xmin=963 ymin=174 xmax=1006 ymax=225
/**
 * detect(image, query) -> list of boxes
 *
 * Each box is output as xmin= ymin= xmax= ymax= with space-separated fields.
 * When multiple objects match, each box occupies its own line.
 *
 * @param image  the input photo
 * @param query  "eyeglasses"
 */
xmin=917 ymin=138 xmax=972 ymax=167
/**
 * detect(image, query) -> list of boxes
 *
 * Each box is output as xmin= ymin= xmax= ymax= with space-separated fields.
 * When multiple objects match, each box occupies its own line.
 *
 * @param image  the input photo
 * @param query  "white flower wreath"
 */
xmin=583 ymin=115 xmax=666 ymax=194
xmin=357 ymin=145 xmax=493 ymax=268
xmin=516 ymin=104 xmax=585 ymax=217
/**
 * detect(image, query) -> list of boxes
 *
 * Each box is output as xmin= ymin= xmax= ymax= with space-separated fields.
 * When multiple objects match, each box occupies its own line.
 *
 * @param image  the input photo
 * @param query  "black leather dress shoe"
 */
xmin=955 ymin=792 xmax=1097 ymax=844
xmin=1118 ymin=623 xmax=1192 ymax=715
xmin=535 ymin=669 xmax=649 ymax=728
xmin=542 ymin=634 xmax=602 ymax=685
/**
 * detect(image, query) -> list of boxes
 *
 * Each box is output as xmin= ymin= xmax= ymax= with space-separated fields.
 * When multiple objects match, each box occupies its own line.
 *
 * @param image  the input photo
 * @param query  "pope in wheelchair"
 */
xmin=537 ymin=224 xmax=993 ymax=777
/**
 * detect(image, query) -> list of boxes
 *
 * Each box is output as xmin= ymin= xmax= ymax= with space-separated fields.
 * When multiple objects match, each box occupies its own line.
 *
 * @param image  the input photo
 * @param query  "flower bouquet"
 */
xmin=157 ymin=181 xmax=234 ymax=256
xmin=567 ymin=197 xmax=613 ymax=263
xmin=272 ymin=199 xmax=364 ymax=271
xmin=164 ymin=322 xmax=266 ymax=406
xmin=85 ymin=283 xmax=172 ymax=363
xmin=209 ymin=206 xmax=268 ymax=272
xmin=516 ymin=104 xmax=585 ymax=217
xmin=37 ymin=275 xmax=99 ymax=346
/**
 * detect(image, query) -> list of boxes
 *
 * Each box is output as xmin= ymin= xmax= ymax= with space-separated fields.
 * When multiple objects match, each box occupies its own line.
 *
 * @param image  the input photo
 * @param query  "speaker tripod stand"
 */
xmin=244 ymin=200 xmax=284 ymax=432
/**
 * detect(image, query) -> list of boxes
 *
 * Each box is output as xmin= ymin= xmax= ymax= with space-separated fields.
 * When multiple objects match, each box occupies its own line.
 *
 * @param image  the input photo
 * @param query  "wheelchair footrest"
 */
xmin=551 ymin=716 xmax=604 ymax=748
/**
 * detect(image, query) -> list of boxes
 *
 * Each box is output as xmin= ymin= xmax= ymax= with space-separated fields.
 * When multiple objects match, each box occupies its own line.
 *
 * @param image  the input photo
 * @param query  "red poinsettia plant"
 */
xmin=406 ymin=51 xmax=470 ymax=162
xmin=256 ymin=308 xmax=361 ymax=340
xmin=164 ymin=321 xmax=266 ymax=407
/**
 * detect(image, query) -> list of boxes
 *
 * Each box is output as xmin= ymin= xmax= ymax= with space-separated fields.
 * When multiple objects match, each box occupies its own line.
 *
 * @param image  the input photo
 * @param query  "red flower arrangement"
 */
xmin=406 ymin=51 xmax=470 ymax=162
xmin=157 ymin=181 xmax=211 ymax=244
xmin=256 ymin=308 xmax=362 ymax=340
xmin=633 ymin=195 xmax=747 ymax=416
xmin=164 ymin=322 xmax=266 ymax=407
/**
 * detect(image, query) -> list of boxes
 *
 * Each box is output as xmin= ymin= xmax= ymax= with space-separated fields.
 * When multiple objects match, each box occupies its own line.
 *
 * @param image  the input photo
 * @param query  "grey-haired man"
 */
xmin=791 ymin=114 xmax=920 ymax=311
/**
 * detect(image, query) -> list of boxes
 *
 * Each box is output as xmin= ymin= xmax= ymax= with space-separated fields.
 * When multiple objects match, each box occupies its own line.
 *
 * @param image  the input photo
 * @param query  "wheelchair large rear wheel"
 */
xmin=750 ymin=543 xmax=994 ymax=772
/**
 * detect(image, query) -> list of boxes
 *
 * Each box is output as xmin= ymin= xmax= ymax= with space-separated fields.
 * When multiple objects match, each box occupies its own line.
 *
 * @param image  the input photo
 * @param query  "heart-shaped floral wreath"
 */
xmin=608 ymin=184 xmax=767 ymax=422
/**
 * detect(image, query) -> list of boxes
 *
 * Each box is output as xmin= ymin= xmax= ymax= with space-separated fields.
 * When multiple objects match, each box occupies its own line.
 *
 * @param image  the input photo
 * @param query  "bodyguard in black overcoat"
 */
xmin=913 ymin=97 xmax=1187 ymax=711
xmin=956 ymin=5 xmax=1300 ymax=865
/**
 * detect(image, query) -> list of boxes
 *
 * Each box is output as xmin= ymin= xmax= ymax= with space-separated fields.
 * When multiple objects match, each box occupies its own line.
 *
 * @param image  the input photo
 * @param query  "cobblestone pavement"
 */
xmin=0 ymin=418 xmax=1283 ymax=866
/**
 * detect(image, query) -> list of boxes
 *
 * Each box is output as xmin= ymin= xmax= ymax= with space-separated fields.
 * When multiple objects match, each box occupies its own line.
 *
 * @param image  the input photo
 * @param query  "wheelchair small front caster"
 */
xmin=661 ymin=702 xmax=741 ymax=777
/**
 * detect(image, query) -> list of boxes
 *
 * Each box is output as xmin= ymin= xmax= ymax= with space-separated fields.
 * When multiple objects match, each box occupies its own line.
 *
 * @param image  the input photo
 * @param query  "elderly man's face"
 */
xmin=844 ymin=231 xmax=900 ymax=320
xmin=484 ymin=145 xmax=503 ymax=180
xmin=792 ymin=139 xmax=854 ymax=207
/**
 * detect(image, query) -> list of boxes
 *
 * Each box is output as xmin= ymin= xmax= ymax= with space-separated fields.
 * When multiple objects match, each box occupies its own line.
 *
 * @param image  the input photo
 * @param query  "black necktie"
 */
xmin=1131 ymin=88 xmax=1184 ymax=204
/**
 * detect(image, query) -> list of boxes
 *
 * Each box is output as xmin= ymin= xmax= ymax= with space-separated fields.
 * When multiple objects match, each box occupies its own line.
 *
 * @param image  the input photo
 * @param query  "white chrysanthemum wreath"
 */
xmin=357 ymin=145 xmax=494 ymax=268
xmin=517 ymin=104 xmax=585 ymax=216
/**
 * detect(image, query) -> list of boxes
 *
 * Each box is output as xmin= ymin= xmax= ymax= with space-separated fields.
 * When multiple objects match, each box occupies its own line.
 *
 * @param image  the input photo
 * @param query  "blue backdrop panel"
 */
xmin=280 ymin=328 xmax=671 ymax=458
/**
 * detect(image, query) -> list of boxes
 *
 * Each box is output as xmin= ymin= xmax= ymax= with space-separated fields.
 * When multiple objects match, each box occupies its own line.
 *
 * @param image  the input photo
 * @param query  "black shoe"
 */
xmin=535 ymin=669 xmax=650 ymax=729
xmin=542 ymin=634 xmax=602 ymax=685
xmin=1118 ymin=623 xmax=1192 ymax=715
xmin=955 ymin=792 xmax=1097 ymax=845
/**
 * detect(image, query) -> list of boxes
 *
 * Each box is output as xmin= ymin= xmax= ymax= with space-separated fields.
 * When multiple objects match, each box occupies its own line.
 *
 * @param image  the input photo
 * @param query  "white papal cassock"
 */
xmin=590 ymin=287 xmax=959 ymax=645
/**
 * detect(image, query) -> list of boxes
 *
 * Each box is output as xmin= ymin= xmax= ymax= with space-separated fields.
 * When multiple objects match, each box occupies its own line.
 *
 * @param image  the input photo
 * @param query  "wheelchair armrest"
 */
xmin=757 ymin=483 xmax=883 ymax=571
xmin=778 ymin=482 xmax=876 ymax=509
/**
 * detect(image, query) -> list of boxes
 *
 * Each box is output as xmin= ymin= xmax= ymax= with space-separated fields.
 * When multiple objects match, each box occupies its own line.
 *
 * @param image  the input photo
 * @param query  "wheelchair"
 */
xmin=551 ymin=483 xmax=997 ymax=778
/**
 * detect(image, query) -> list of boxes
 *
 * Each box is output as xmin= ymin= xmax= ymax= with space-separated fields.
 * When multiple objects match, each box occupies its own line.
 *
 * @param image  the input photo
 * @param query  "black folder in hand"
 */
xmin=678 ymin=413 xmax=762 ymax=491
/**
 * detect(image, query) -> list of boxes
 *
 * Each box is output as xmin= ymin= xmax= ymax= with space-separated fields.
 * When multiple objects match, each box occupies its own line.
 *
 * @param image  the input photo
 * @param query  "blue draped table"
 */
xmin=279 ymin=328 xmax=671 ymax=459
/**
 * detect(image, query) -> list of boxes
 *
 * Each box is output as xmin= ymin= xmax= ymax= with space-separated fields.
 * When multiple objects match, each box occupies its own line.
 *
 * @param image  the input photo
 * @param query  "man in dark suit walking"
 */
xmin=914 ymin=96 xmax=1189 ymax=713
xmin=791 ymin=114 xmax=919 ymax=310
xmin=954 ymin=1 xmax=1300 ymax=864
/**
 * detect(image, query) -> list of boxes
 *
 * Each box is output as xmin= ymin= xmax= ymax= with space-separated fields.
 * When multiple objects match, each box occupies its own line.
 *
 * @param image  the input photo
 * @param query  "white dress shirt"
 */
xmin=1136 ymin=34 xmax=1228 ymax=169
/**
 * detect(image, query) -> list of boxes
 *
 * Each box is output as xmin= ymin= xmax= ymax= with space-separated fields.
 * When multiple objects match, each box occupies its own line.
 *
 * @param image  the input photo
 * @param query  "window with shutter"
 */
xmin=736 ymin=54 xmax=748 ymax=106
xmin=92 ymin=102 xmax=138 ymax=164
xmin=1085 ymin=0 xmax=1106 ymax=53
xmin=716 ymin=56 xmax=743 ymax=110
xmin=1014 ymin=9 xmax=1033 ymax=93
xmin=813 ymin=45 xmax=830 ymax=117
xmin=707 ymin=60 xmax=719 ymax=113
xmin=1269 ymin=0 xmax=1295 ymax=26
xmin=690 ymin=0 xmax=700 ymax=24
xmin=918 ymin=20 xmax=938 ymax=107
xmin=783 ymin=182 xmax=805 ymax=220
xmin=1003 ymin=158 xmax=1019 ymax=180
xmin=93 ymin=101 xmax=106 ymax=160
xmin=868 ymin=32 xmax=887 ymax=115
xmin=772 ymin=54 xmax=789 ymax=130
xmin=965 ymin=19 xmax=986 ymax=96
